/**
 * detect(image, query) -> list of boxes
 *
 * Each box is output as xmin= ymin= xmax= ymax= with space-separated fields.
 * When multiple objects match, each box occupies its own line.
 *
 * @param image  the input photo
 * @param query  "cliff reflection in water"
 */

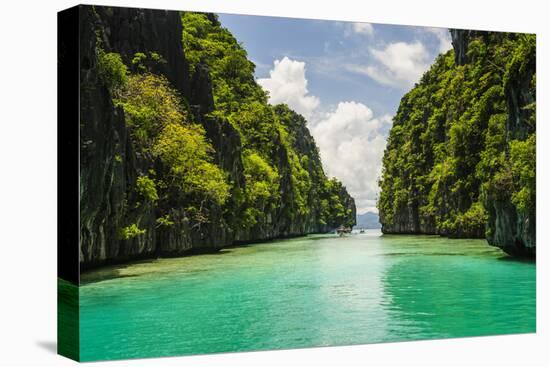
xmin=380 ymin=236 xmax=536 ymax=339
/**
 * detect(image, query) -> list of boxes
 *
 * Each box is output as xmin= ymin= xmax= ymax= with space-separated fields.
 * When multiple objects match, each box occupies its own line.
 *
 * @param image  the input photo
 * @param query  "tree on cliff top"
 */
xmin=378 ymin=32 xmax=535 ymax=246
xmin=182 ymin=12 xmax=356 ymax=230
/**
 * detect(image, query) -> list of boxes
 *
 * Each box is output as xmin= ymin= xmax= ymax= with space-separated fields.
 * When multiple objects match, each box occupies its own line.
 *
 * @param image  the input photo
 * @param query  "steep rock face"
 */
xmin=78 ymin=6 xmax=238 ymax=267
xmin=450 ymin=29 xmax=470 ymax=65
xmin=78 ymin=5 xmax=355 ymax=269
xmin=79 ymin=6 xmax=157 ymax=266
xmin=379 ymin=29 xmax=535 ymax=257
xmin=486 ymin=36 xmax=535 ymax=257
xmin=452 ymin=30 xmax=536 ymax=256
xmin=337 ymin=186 xmax=357 ymax=229
xmin=94 ymin=6 xmax=190 ymax=100
xmin=450 ymin=29 xmax=483 ymax=66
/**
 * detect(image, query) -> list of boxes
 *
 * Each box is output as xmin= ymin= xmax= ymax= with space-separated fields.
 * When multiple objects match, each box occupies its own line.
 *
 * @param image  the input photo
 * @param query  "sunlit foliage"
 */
xmin=378 ymin=33 xmax=536 ymax=238
xmin=182 ymin=12 xmax=355 ymax=230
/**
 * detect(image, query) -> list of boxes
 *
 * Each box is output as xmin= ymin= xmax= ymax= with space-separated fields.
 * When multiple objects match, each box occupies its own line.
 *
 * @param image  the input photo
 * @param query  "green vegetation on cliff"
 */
xmin=378 ymin=31 xmax=535 ymax=253
xmin=84 ymin=8 xmax=355 ymax=264
xmin=112 ymin=70 xmax=231 ymax=226
xmin=181 ymin=12 xmax=355 ymax=230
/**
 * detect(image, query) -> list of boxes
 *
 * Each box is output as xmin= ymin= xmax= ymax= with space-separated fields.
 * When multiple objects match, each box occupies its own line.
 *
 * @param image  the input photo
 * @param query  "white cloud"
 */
xmin=310 ymin=102 xmax=392 ymax=214
xmin=257 ymin=58 xmax=391 ymax=213
xmin=346 ymin=41 xmax=431 ymax=89
xmin=425 ymin=27 xmax=452 ymax=53
xmin=257 ymin=57 xmax=320 ymax=120
xmin=352 ymin=22 xmax=374 ymax=36
xmin=342 ymin=22 xmax=374 ymax=38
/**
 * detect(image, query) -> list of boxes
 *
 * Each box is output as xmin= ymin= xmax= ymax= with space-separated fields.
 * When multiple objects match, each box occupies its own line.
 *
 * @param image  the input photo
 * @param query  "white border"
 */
xmin=0 ymin=0 xmax=547 ymax=366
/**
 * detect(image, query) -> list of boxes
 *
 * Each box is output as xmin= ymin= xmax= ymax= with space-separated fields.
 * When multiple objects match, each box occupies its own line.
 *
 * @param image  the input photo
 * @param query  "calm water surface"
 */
xmin=79 ymin=231 xmax=535 ymax=361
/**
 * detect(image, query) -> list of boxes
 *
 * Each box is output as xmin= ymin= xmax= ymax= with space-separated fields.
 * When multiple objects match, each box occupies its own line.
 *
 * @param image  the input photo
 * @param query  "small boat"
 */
xmin=336 ymin=225 xmax=352 ymax=237
xmin=359 ymin=228 xmax=365 ymax=234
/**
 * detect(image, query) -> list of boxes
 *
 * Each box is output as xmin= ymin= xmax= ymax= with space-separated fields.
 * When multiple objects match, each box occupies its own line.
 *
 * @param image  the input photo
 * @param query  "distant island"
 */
xmin=354 ymin=212 xmax=382 ymax=229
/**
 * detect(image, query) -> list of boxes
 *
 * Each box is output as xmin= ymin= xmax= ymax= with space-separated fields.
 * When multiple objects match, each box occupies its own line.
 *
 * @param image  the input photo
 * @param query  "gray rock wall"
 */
xmin=78 ymin=5 xmax=356 ymax=270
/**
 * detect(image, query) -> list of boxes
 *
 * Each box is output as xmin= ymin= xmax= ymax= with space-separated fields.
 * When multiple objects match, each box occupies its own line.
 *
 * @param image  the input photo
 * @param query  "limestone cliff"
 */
xmin=379 ymin=29 xmax=535 ymax=257
xmin=78 ymin=5 xmax=355 ymax=269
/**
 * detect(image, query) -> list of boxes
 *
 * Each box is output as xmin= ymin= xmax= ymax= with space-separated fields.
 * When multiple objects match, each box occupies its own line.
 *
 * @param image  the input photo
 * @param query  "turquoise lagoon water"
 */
xmin=78 ymin=231 xmax=536 ymax=361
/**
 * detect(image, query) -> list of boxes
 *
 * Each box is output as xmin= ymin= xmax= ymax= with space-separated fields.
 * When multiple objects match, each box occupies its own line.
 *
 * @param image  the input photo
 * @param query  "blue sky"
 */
xmin=218 ymin=13 xmax=452 ymax=214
